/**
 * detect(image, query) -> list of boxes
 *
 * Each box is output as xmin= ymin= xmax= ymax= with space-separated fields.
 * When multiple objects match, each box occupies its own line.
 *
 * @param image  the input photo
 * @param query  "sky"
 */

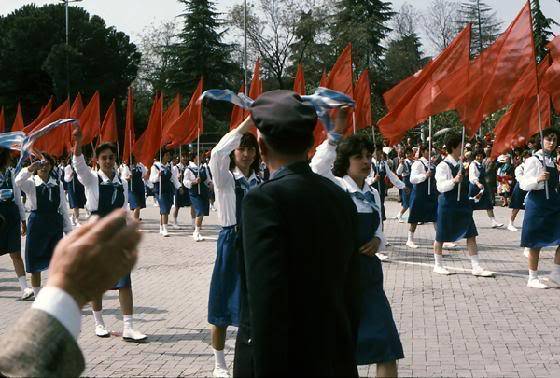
xmin=1 ymin=0 xmax=559 ymax=54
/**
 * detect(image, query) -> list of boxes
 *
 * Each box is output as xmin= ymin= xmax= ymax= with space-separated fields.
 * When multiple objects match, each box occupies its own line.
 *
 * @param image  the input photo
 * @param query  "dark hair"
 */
xmin=261 ymin=133 xmax=314 ymax=156
xmin=473 ymin=149 xmax=485 ymax=158
xmin=41 ymin=152 xmax=55 ymax=173
xmin=229 ymin=132 xmax=261 ymax=173
xmin=417 ymin=144 xmax=428 ymax=155
xmin=332 ymin=134 xmax=374 ymax=177
xmin=95 ymin=142 xmax=117 ymax=157
xmin=540 ymin=128 xmax=560 ymax=140
xmin=404 ymin=147 xmax=413 ymax=155
xmin=0 ymin=147 xmax=10 ymax=169
xmin=444 ymin=132 xmax=462 ymax=153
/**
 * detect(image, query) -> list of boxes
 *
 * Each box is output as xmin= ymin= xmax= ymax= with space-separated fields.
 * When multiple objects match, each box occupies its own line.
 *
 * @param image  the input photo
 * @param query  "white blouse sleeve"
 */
xmin=15 ymin=168 xmax=36 ymax=197
xmin=72 ymin=154 xmax=97 ymax=189
xmin=149 ymin=165 xmax=160 ymax=184
xmin=209 ymin=129 xmax=243 ymax=190
xmin=436 ymin=161 xmax=456 ymax=193
xmin=171 ymin=167 xmax=181 ymax=189
xmin=59 ymin=183 xmax=73 ymax=233
xmin=519 ymin=156 xmax=544 ymax=191
xmin=309 ymin=138 xmax=338 ymax=185
xmin=63 ymin=165 xmax=73 ymax=183
xmin=183 ymin=167 xmax=196 ymax=189
xmin=469 ymin=162 xmax=480 ymax=185
xmin=409 ymin=161 xmax=427 ymax=185
xmin=384 ymin=162 xmax=405 ymax=189
xmin=11 ymin=169 xmax=26 ymax=219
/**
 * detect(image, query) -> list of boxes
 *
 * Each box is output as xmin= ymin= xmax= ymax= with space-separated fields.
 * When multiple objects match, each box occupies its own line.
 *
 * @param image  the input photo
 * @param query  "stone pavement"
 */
xmin=0 ymin=192 xmax=559 ymax=377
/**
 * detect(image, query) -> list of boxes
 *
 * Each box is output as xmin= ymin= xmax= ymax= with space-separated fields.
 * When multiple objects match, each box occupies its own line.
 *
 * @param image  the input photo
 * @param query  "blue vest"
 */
xmin=0 ymin=169 xmax=14 ymax=202
xmin=35 ymin=179 xmax=61 ymax=214
xmin=94 ymin=174 xmax=125 ymax=217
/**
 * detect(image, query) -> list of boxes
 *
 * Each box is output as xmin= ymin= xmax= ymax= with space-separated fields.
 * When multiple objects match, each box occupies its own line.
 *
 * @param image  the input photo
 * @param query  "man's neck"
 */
xmin=266 ymin=153 xmax=307 ymax=177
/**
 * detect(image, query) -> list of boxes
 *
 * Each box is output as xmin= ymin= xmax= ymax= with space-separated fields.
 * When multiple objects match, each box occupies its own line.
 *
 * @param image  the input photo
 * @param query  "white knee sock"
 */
xmin=17 ymin=276 xmax=28 ymax=291
xmin=123 ymin=315 xmax=133 ymax=331
xmin=213 ymin=348 xmax=227 ymax=369
xmin=528 ymin=269 xmax=538 ymax=280
xmin=92 ymin=310 xmax=105 ymax=326
xmin=407 ymin=231 xmax=414 ymax=243
xmin=469 ymin=255 xmax=481 ymax=269
xmin=32 ymin=287 xmax=41 ymax=296
xmin=434 ymin=254 xmax=443 ymax=267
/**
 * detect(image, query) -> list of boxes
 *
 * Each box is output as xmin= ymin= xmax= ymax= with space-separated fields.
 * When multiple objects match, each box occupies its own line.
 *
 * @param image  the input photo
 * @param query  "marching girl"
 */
xmin=184 ymin=151 xmax=212 ymax=242
xmin=207 ymin=117 xmax=261 ymax=378
xmin=71 ymin=124 xmax=146 ymax=342
xmin=368 ymin=145 xmax=405 ymax=222
xmin=508 ymin=150 xmax=530 ymax=232
xmin=433 ymin=133 xmax=494 ymax=277
xmin=519 ymin=128 xmax=560 ymax=289
xmin=64 ymin=158 xmax=87 ymax=226
xmin=310 ymin=113 xmax=403 ymax=378
xmin=406 ymin=144 xmax=438 ymax=249
xmin=149 ymin=149 xmax=181 ymax=237
xmin=396 ymin=147 xmax=414 ymax=223
xmin=171 ymin=152 xmax=191 ymax=228
xmin=121 ymin=158 xmax=148 ymax=221
xmin=468 ymin=149 xmax=504 ymax=228
xmin=0 ymin=147 xmax=34 ymax=300
xmin=15 ymin=154 xmax=72 ymax=296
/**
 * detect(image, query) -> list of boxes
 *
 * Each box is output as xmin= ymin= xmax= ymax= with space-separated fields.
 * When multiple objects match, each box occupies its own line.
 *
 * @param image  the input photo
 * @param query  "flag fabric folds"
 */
xmin=0 ymin=132 xmax=25 ymax=151
xmin=0 ymin=107 xmax=5 ymax=133
xmin=293 ymin=64 xmax=306 ymax=95
xmin=23 ymin=96 xmax=54 ymax=134
xmin=31 ymin=99 xmax=70 ymax=157
xmin=78 ymin=91 xmax=101 ymax=146
xmin=133 ymin=94 xmax=163 ymax=168
xmin=542 ymin=36 xmax=560 ymax=113
xmin=354 ymin=69 xmax=372 ymax=131
xmin=11 ymin=103 xmax=24 ymax=133
xmin=166 ymin=77 xmax=204 ymax=148
xmin=100 ymin=99 xmax=118 ymax=143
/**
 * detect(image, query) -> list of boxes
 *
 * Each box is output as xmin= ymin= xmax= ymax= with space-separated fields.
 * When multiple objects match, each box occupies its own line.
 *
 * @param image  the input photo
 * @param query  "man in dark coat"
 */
xmin=233 ymin=91 xmax=361 ymax=377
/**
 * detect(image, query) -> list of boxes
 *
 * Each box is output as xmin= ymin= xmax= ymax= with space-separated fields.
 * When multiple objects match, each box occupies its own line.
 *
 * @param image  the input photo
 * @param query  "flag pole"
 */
xmin=352 ymin=111 xmax=356 ymax=134
xmin=197 ymin=124 xmax=201 ymax=195
xmin=536 ymin=92 xmax=549 ymax=200
xmin=428 ymin=116 xmax=432 ymax=196
xmin=457 ymin=126 xmax=465 ymax=202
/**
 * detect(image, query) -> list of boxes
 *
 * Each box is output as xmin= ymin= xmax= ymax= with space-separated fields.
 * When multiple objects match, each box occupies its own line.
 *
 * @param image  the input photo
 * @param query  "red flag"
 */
xmin=354 ymin=69 xmax=372 ymax=131
xmin=0 ymin=107 xmax=5 ymax=133
xmin=79 ymin=91 xmax=101 ymax=146
xmin=11 ymin=103 xmax=24 ymax=132
xmin=70 ymin=93 xmax=84 ymax=118
xmin=229 ymin=83 xmax=246 ymax=131
xmin=133 ymin=94 xmax=163 ymax=168
xmin=492 ymin=57 xmax=552 ymax=157
xmin=327 ymin=44 xmax=353 ymax=96
xmin=100 ymin=99 xmax=118 ymax=143
xmin=230 ymin=60 xmax=262 ymax=131
xmin=33 ymin=99 xmax=71 ymax=157
xmin=293 ymin=64 xmax=305 ymax=95
xmin=123 ymin=87 xmax=135 ymax=163
xmin=166 ymin=78 xmax=204 ymax=148
xmin=378 ymin=25 xmax=471 ymax=145
xmin=161 ymin=94 xmax=182 ymax=147
xmin=24 ymin=96 xmax=54 ymax=134
xmin=542 ymin=36 xmax=560 ymax=112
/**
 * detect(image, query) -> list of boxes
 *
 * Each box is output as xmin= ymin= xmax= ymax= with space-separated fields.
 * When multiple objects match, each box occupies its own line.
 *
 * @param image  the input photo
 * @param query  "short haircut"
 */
xmin=404 ymin=147 xmax=413 ymax=155
xmin=332 ymin=134 xmax=374 ymax=177
xmin=261 ymin=132 xmax=314 ymax=156
xmin=95 ymin=142 xmax=117 ymax=157
xmin=473 ymin=149 xmax=486 ymax=158
xmin=444 ymin=132 xmax=462 ymax=153
xmin=541 ymin=127 xmax=560 ymax=140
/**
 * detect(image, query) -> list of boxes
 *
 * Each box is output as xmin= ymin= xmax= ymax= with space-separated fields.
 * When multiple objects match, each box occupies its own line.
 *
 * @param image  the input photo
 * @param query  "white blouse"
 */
xmin=310 ymin=139 xmax=386 ymax=249
xmin=410 ymin=157 xmax=431 ymax=185
xmin=15 ymin=169 xmax=72 ymax=233
xmin=519 ymin=150 xmax=559 ymax=192
xmin=435 ymin=155 xmax=461 ymax=193
xmin=149 ymin=162 xmax=181 ymax=189
xmin=367 ymin=159 xmax=405 ymax=189
xmin=468 ymin=161 xmax=484 ymax=185
xmin=0 ymin=167 xmax=26 ymax=219
xmin=183 ymin=162 xmax=212 ymax=189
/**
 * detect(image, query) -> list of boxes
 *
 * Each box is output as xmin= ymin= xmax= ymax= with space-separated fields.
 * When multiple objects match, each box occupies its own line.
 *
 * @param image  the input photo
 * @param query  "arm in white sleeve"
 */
xmin=63 ymin=165 xmax=73 ymax=183
xmin=396 ymin=162 xmax=404 ymax=175
xmin=11 ymin=170 xmax=26 ymax=220
xmin=372 ymin=188 xmax=386 ymax=251
xmin=59 ymin=184 xmax=73 ymax=233
xmin=72 ymin=154 xmax=96 ymax=188
xmin=171 ymin=167 xmax=181 ymax=189
xmin=120 ymin=165 xmax=131 ymax=181
xmin=519 ymin=157 xmax=543 ymax=191
xmin=409 ymin=161 xmax=428 ymax=185
xmin=435 ymin=162 xmax=456 ymax=193
xmin=122 ymin=179 xmax=129 ymax=210
xmin=209 ymin=130 xmax=243 ymax=190
xmin=183 ymin=167 xmax=196 ymax=189
xmin=309 ymin=138 xmax=338 ymax=185
xmin=32 ymin=287 xmax=81 ymax=339
xmin=15 ymin=168 xmax=36 ymax=197
xmin=469 ymin=162 xmax=480 ymax=185
xmin=384 ymin=162 xmax=405 ymax=189
xmin=148 ymin=165 xmax=160 ymax=184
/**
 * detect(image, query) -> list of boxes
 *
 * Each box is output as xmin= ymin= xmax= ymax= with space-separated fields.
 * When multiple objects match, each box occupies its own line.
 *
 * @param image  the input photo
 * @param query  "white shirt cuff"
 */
xmin=32 ymin=287 xmax=81 ymax=339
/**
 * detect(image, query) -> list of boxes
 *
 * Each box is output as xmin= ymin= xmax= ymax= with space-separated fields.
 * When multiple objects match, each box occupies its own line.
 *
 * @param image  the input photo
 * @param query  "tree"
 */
xmin=0 ymin=4 xmax=140 ymax=122
xmin=383 ymin=33 xmax=426 ymax=85
xmin=423 ymin=0 xmax=461 ymax=52
xmin=392 ymin=3 xmax=420 ymax=40
xmin=531 ymin=0 xmax=558 ymax=61
xmin=457 ymin=0 xmax=501 ymax=56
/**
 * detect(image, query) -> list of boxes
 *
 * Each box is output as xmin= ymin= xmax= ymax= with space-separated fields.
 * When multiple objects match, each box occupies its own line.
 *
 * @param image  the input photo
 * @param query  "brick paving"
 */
xmin=0 ymin=191 xmax=559 ymax=377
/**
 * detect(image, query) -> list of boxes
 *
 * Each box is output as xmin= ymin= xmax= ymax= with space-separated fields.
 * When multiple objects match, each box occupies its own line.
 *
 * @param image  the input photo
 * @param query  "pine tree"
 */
xmin=169 ymin=0 xmax=239 ymax=97
xmin=531 ymin=0 xmax=557 ymax=61
xmin=384 ymin=33 xmax=426 ymax=85
xmin=457 ymin=0 xmax=501 ymax=56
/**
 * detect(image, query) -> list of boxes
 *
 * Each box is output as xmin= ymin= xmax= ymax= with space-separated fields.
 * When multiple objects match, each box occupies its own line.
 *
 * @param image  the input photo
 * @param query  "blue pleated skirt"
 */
xmin=157 ymin=192 xmax=174 ymax=215
xmin=408 ymin=186 xmax=437 ymax=223
xmin=469 ymin=183 xmax=493 ymax=210
xmin=174 ymin=189 xmax=191 ymax=208
xmin=190 ymin=193 xmax=210 ymax=217
xmin=208 ymin=226 xmax=240 ymax=327
xmin=67 ymin=181 xmax=86 ymax=209
xmin=436 ymin=195 xmax=478 ymax=242
xmin=521 ymin=189 xmax=560 ymax=248
xmin=25 ymin=211 xmax=63 ymax=273
xmin=0 ymin=201 xmax=21 ymax=255
xmin=509 ymin=182 xmax=527 ymax=210
xmin=128 ymin=188 xmax=146 ymax=210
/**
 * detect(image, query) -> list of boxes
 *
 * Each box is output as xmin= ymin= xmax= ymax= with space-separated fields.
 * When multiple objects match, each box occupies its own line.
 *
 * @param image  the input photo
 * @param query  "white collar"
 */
xmin=97 ymin=169 xmax=119 ymax=183
xmin=232 ymin=167 xmax=257 ymax=181
xmin=33 ymin=175 xmax=57 ymax=186
xmin=342 ymin=175 xmax=371 ymax=194
xmin=444 ymin=155 xmax=459 ymax=165
xmin=188 ymin=161 xmax=198 ymax=168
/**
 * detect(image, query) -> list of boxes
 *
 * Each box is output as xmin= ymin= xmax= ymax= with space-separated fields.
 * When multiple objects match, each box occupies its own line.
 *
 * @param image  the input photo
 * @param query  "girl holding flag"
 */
xmin=64 ymin=159 xmax=87 ymax=226
xmin=184 ymin=151 xmax=212 ymax=242
xmin=0 ymin=147 xmax=34 ymax=301
xmin=507 ymin=150 xmax=530 ymax=232
xmin=149 ymin=148 xmax=181 ymax=236
xmin=310 ymin=108 xmax=403 ymax=377
xmin=72 ymin=124 xmax=147 ymax=342
xmin=396 ymin=147 xmax=414 ymax=223
xmin=207 ymin=117 xmax=261 ymax=378
xmin=120 ymin=157 xmax=148 ymax=221
xmin=519 ymin=128 xmax=560 ymax=289
xmin=468 ymin=149 xmax=504 ymax=228
xmin=15 ymin=153 xmax=72 ymax=297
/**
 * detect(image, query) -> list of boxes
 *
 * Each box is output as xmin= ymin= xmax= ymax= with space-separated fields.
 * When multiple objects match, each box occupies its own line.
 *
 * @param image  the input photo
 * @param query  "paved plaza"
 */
xmin=0 ymin=193 xmax=559 ymax=377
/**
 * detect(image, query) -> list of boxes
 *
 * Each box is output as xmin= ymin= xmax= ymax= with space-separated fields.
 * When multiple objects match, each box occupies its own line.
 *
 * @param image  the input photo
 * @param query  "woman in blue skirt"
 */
xmin=468 ymin=149 xmax=504 ymax=228
xmin=406 ymin=144 xmax=438 ymax=248
xmin=63 ymin=160 xmax=87 ymax=226
xmin=149 ymin=149 xmax=181 ymax=237
xmin=519 ymin=129 xmax=560 ymax=289
xmin=311 ymin=113 xmax=403 ymax=377
xmin=396 ymin=147 xmax=414 ymax=223
xmin=72 ymin=124 xmax=146 ymax=342
xmin=184 ymin=151 xmax=212 ymax=241
xmin=0 ymin=147 xmax=34 ymax=301
xmin=16 ymin=154 xmax=72 ymax=297
xmin=507 ymin=150 xmax=530 ymax=232
xmin=207 ymin=117 xmax=261 ymax=377
xmin=433 ymin=133 xmax=494 ymax=277
xmin=122 ymin=158 xmax=147 ymax=221
xmin=171 ymin=152 xmax=191 ymax=228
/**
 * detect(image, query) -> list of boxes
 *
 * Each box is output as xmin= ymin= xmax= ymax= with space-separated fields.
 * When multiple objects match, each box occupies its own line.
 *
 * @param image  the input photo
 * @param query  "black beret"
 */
xmin=250 ymin=90 xmax=317 ymax=140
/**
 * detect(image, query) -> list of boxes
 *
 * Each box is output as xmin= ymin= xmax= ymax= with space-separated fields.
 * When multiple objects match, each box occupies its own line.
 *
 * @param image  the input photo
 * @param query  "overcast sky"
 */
xmin=1 ymin=0 xmax=559 ymax=55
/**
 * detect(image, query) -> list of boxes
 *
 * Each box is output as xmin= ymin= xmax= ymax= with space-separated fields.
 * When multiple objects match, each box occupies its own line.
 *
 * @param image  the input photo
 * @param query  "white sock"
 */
xmin=434 ymin=254 xmax=443 ymax=267
xmin=32 ymin=287 xmax=40 ymax=296
xmin=528 ymin=269 xmax=538 ymax=280
xmin=213 ymin=348 xmax=227 ymax=369
xmin=123 ymin=315 xmax=133 ymax=331
xmin=92 ymin=310 xmax=105 ymax=326
xmin=553 ymin=264 xmax=560 ymax=276
xmin=470 ymin=255 xmax=481 ymax=269
xmin=17 ymin=276 xmax=28 ymax=291
xmin=490 ymin=217 xmax=496 ymax=223
xmin=407 ymin=231 xmax=414 ymax=243
xmin=195 ymin=226 xmax=200 ymax=233
xmin=159 ymin=224 xmax=163 ymax=231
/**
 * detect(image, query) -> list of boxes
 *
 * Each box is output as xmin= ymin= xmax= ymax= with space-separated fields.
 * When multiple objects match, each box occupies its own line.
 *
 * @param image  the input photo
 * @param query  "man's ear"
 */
xmin=258 ymin=135 xmax=268 ymax=163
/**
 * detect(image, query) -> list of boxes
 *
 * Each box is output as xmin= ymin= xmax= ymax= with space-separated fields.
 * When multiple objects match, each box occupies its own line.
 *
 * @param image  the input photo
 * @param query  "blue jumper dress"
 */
xmin=0 ymin=169 xmax=21 ymax=254
xmin=67 ymin=167 xmax=86 ymax=209
xmin=128 ymin=165 xmax=146 ymax=210
xmin=154 ymin=164 xmax=174 ymax=215
xmin=188 ymin=166 xmax=210 ymax=217
xmin=408 ymin=161 xmax=438 ymax=224
xmin=174 ymin=165 xmax=191 ymax=208
xmin=371 ymin=162 xmax=387 ymax=221
xmin=469 ymin=162 xmax=494 ymax=210
xmin=400 ymin=160 xmax=413 ymax=209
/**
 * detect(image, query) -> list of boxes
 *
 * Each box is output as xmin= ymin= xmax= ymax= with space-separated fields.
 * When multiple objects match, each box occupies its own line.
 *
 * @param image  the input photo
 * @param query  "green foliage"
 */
xmin=383 ymin=33 xmax=426 ymax=86
xmin=457 ymin=0 xmax=501 ymax=56
xmin=531 ymin=0 xmax=558 ymax=62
